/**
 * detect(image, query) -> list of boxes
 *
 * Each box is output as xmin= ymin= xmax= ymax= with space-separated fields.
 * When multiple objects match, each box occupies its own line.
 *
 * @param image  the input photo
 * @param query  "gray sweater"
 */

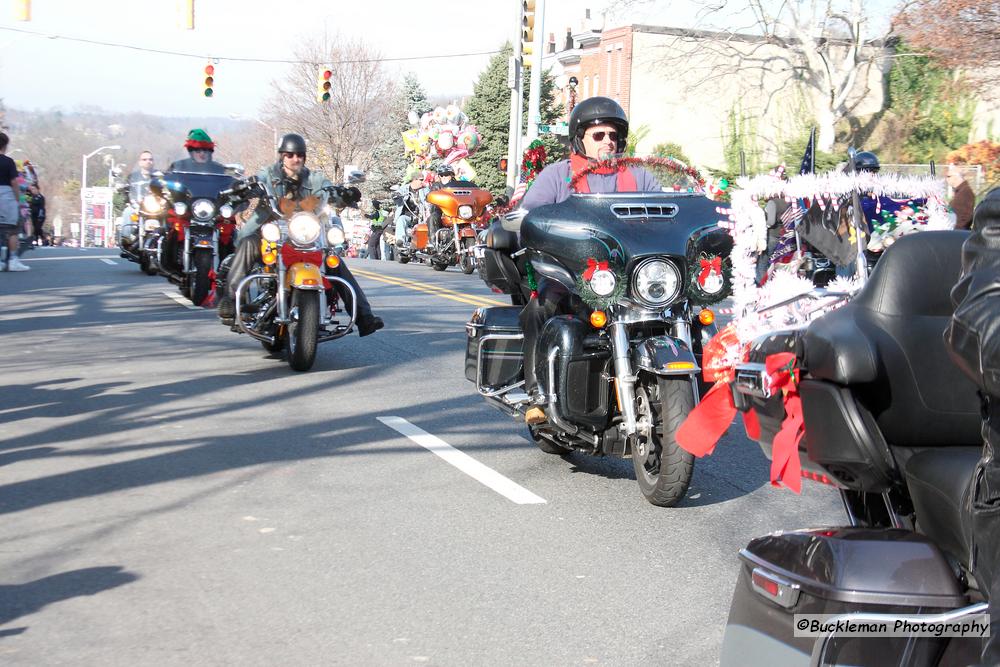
xmin=519 ymin=159 xmax=662 ymax=211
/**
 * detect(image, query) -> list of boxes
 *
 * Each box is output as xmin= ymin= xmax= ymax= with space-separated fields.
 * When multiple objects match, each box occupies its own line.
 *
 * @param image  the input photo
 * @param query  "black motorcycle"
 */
xmin=721 ymin=230 xmax=990 ymax=665
xmin=154 ymin=171 xmax=237 ymax=306
xmin=117 ymin=176 xmax=163 ymax=275
xmin=468 ymin=191 xmax=732 ymax=507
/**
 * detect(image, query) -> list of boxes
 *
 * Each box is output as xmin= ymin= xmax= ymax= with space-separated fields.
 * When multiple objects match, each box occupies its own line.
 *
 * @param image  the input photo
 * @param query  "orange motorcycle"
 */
xmin=409 ymin=185 xmax=493 ymax=274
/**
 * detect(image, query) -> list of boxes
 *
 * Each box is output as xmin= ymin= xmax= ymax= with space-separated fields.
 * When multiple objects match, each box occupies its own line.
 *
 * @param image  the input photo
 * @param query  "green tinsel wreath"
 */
xmin=686 ymin=253 xmax=733 ymax=306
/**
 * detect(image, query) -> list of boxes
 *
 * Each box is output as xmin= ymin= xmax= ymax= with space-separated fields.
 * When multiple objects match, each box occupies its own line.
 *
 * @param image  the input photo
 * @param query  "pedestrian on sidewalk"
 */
xmin=0 ymin=133 xmax=29 ymax=271
xmin=28 ymin=184 xmax=46 ymax=246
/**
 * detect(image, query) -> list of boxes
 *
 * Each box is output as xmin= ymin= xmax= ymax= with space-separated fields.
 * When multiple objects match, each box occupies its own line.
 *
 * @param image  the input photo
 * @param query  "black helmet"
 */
xmin=434 ymin=163 xmax=455 ymax=177
xmin=853 ymin=150 xmax=880 ymax=173
xmin=277 ymin=133 xmax=307 ymax=155
xmin=568 ymin=96 xmax=629 ymax=155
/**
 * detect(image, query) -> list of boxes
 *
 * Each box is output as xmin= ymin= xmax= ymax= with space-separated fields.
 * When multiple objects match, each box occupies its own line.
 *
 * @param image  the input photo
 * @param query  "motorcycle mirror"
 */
xmin=225 ymin=163 xmax=245 ymax=177
xmin=345 ymin=170 xmax=366 ymax=185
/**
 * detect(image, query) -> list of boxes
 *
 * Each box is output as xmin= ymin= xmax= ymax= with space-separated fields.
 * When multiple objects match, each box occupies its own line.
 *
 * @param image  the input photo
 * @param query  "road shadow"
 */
xmin=0 ymin=566 xmax=139 ymax=633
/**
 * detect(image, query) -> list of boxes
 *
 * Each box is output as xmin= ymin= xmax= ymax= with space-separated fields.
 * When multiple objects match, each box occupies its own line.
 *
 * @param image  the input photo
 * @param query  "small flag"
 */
xmin=799 ymin=127 xmax=816 ymax=175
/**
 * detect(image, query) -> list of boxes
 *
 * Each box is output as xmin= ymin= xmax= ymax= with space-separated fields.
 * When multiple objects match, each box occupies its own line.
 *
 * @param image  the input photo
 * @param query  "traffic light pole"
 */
xmin=525 ymin=0 xmax=545 ymax=142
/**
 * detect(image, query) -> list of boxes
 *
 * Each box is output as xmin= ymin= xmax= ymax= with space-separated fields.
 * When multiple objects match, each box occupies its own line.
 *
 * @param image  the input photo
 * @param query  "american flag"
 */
xmin=799 ymin=127 xmax=816 ymax=175
xmin=510 ymin=181 xmax=528 ymax=205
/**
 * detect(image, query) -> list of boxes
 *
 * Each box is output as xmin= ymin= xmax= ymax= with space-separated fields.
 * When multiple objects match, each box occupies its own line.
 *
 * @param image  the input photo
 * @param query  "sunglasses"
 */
xmin=586 ymin=131 xmax=619 ymax=142
xmin=282 ymin=152 xmax=306 ymax=159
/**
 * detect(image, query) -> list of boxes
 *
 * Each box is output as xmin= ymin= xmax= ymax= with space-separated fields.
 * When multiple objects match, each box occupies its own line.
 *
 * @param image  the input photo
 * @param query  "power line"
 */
xmin=0 ymin=25 xmax=502 ymax=64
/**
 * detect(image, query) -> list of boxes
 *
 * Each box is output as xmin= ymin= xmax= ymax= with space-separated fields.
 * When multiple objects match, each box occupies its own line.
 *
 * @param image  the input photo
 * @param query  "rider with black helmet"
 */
xmin=517 ymin=97 xmax=662 ymax=424
xmin=852 ymin=150 xmax=880 ymax=174
xmin=217 ymin=133 xmax=384 ymax=336
xmin=425 ymin=162 xmax=472 ymax=249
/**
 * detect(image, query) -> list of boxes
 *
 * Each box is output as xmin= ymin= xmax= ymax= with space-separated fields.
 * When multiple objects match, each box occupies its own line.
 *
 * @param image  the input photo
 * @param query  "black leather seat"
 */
xmin=905 ymin=447 xmax=980 ymax=567
xmin=803 ymin=231 xmax=981 ymax=448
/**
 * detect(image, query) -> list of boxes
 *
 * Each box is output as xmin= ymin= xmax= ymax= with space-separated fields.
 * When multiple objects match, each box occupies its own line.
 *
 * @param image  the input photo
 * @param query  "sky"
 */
xmin=0 ymin=0 xmax=632 ymax=118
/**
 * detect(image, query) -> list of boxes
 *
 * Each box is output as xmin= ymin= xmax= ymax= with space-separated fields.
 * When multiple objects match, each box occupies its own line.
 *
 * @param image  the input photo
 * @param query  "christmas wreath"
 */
xmin=575 ymin=257 xmax=627 ymax=310
xmin=687 ymin=252 xmax=733 ymax=305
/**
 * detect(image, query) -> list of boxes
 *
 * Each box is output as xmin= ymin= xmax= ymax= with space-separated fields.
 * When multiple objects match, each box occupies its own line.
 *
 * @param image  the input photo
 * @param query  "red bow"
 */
xmin=583 ymin=258 xmax=609 ymax=281
xmin=697 ymin=256 xmax=722 ymax=287
xmin=765 ymin=352 xmax=803 ymax=494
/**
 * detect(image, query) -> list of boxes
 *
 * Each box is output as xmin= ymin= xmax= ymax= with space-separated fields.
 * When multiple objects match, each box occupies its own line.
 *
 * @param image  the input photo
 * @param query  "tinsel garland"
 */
xmin=568 ymin=156 xmax=706 ymax=191
xmin=722 ymin=171 xmax=949 ymax=344
xmin=521 ymin=140 xmax=547 ymax=188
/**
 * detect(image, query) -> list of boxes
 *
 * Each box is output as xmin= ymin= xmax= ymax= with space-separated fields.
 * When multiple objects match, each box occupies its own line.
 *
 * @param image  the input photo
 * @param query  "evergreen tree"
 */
xmin=464 ymin=43 xmax=566 ymax=195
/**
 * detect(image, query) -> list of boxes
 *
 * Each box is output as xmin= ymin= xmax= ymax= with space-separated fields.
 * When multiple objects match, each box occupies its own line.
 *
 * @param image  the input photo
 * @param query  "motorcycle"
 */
xmin=222 ymin=176 xmax=361 ymax=372
xmin=720 ymin=230 xmax=990 ymax=666
xmin=468 ymin=190 xmax=732 ymax=506
xmin=154 ymin=170 xmax=237 ymax=306
xmin=406 ymin=184 xmax=493 ymax=274
xmin=117 ymin=177 xmax=163 ymax=276
xmin=392 ymin=185 xmax=426 ymax=265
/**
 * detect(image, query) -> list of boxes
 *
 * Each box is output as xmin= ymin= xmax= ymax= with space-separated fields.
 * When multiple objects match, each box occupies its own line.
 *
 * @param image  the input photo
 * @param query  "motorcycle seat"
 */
xmin=904 ymin=446 xmax=980 ymax=568
xmin=803 ymin=231 xmax=982 ymax=448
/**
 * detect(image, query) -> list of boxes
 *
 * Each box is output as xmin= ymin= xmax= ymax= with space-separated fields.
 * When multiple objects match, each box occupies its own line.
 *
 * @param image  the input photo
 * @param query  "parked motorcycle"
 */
xmin=721 ymin=230 xmax=990 ymax=665
xmin=222 ymin=176 xmax=361 ymax=372
xmin=404 ymin=184 xmax=493 ymax=274
xmin=468 ymin=191 xmax=732 ymax=506
xmin=155 ymin=170 xmax=237 ymax=306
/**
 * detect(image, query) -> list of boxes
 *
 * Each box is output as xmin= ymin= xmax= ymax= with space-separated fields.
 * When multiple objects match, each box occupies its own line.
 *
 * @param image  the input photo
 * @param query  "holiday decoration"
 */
xmin=520 ymin=140 xmax=547 ymax=188
xmin=401 ymin=102 xmax=483 ymax=188
xmin=568 ymin=156 xmax=706 ymax=192
xmin=575 ymin=256 xmax=627 ymax=310
xmin=687 ymin=252 xmax=733 ymax=305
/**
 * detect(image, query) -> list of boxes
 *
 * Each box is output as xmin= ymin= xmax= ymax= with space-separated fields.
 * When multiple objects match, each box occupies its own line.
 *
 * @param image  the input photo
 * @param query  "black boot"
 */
xmin=357 ymin=315 xmax=384 ymax=337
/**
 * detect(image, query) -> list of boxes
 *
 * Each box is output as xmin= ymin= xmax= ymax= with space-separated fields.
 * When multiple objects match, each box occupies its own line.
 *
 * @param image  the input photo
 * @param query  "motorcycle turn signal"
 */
xmin=698 ymin=308 xmax=715 ymax=326
xmin=590 ymin=311 xmax=608 ymax=328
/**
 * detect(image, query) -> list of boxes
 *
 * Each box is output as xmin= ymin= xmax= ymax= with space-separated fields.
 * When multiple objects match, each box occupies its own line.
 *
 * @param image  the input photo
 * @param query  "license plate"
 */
xmin=473 ymin=246 xmax=485 ymax=259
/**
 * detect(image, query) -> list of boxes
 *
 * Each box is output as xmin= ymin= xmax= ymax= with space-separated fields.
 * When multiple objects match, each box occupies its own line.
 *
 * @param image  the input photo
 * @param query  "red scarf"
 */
xmin=570 ymin=153 xmax=637 ymax=194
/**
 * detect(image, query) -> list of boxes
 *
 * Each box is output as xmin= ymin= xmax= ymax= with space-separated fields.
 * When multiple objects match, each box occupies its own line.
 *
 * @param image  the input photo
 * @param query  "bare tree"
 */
xmin=265 ymin=35 xmax=398 ymax=183
xmin=615 ymin=0 xmax=900 ymax=152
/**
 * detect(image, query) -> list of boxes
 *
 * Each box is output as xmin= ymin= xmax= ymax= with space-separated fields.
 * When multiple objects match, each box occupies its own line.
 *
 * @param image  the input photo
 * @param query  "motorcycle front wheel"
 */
xmin=632 ymin=376 xmax=695 ymax=507
xmin=459 ymin=238 xmax=476 ymax=275
xmin=191 ymin=249 xmax=214 ymax=307
xmin=287 ymin=290 xmax=319 ymax=372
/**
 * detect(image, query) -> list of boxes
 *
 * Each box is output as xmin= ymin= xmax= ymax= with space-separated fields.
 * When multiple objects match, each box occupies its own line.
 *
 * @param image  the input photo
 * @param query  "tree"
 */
xmin=266 ymin=36 xmax=398 ymax=186
xmin=896 ymin=1 xmax=1000 ymax=89
xmin=366 ymin=73 xmax=433 ymax=197
xmin=617 ymin=0 xmax=897 ymax=153
xmin=465 ymin=43 xmax=567 ymax=195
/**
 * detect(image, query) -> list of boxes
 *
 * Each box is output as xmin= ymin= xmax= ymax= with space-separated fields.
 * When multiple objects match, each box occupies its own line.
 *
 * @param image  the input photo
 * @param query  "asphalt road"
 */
xmin=1 ymin=248 xmax=842 ymax=666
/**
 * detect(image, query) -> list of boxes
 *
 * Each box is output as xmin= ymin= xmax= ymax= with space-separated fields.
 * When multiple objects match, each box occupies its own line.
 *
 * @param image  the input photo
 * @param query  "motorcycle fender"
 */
xmin=189 ymin=229 xmax=214 ymax=249
xmin=458 ymin=226 xmax=476 ymax=239
xmin=632 ymin=336 xmax=700 ymax=376
xmin=284 ymin=263 xmax=324 ymax=291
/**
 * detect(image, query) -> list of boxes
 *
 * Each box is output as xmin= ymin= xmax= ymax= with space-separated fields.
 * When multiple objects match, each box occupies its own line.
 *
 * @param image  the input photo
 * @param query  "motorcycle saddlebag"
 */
xmin=721 ymin=528 xmax=977 ymax=667
xmin=465 ymin=306 xmax=523 ymax=389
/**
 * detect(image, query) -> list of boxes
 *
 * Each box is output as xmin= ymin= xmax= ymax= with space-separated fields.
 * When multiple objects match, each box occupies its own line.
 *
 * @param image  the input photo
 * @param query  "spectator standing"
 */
xmin=28 ymin=184 xmax=46 ymax=246
xmin=947 ymin=164 xmax=975 ymax=230
xmin=0 ymin=133 xmax=29 ymax=270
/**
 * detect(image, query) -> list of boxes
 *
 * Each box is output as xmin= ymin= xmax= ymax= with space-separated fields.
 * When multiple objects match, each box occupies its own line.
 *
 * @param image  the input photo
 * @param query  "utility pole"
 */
xmin=524 ymin=0 xmax=545 ymax=142
xmin=506 ymin=55 xmax=523 ymax=189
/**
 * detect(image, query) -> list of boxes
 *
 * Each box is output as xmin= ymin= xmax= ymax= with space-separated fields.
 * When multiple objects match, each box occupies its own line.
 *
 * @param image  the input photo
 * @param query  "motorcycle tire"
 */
xmin=459 ymin=238 xmax=476 ymax=275
xmin=191 ymin=249 xmax=214 ymax=307
xmin=632 ymin=376 xmax=695 ymax=508
xmin=287 ymin=290 xmax=319 ymax=372
xmin=140 ymin=253 xmax=155 ymax=275
xmin=528 ymin=425 xmax=572 ymax=455
xmin=397 ymin=253 xmax=410 ymax=264
xmin=432 ymin=261 xmax=448 ymax=272
xmin=261 ymin=334 xmax=284 ymax=355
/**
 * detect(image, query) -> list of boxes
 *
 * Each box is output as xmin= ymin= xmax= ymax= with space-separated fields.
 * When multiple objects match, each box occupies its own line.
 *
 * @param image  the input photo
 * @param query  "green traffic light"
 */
xmin=204 ymin=89 xmax=214 ymax=98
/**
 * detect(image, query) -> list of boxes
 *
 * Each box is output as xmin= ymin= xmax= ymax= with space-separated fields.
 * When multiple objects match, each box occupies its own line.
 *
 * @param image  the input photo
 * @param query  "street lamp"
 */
xmin=80 ymin=144 xmax=120 ymax=248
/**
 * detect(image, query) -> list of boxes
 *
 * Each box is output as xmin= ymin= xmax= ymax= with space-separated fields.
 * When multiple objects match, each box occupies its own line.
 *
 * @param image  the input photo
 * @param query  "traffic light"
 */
xmin=14 ymin=0 xmax=30 ymax=21
xmin=521 ymin=0 xmax=535 ymax=66
xmin=203 ymin=63 xmax=214 ymax=97
xmin=316 ymin=67 xmax=332 ymax=103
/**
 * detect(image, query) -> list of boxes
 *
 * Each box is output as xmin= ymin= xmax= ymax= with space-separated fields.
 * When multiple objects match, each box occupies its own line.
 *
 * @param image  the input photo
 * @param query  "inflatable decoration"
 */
xmin=400 ymin=100 xmax=484 ymax=184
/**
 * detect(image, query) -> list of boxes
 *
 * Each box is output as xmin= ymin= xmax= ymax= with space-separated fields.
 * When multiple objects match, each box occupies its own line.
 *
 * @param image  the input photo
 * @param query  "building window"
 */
xmin=594 ymin=75 xmax=599 ymax=96
xmin=605 ymin=47 xmax=613 ymax=96
xmin=583 ymin=76 xmax=590 ymax=98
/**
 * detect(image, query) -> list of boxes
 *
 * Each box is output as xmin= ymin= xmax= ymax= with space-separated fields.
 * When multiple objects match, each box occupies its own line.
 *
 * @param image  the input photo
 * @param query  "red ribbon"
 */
xmin=697 ymin=256 xmax=722 ymax=286
xmin=582 ymin=257 xmax=609 ymax=281
xmin=765 ymin=352 xmax=803 ymax=494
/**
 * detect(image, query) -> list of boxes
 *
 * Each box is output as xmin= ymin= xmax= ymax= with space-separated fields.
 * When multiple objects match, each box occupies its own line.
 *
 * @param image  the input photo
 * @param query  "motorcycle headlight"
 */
xmin=219 ymin=204 xmax=234 ymax=219
xmin=589 ymin=269 xmax=617 ymax=297
xmin=261 ymin=222 xmax=282 ymax=243
xmin=143 ymin=219 xmax=160 ymax=231
xmin=173 ymin=202 xmax=188 ymax=216
xmin=191 ymin=198 xmax=216 ymax=221
xmin=326 ymin=227 xmax=346 ymax=246
xmin=141 ymin=194 xmax=162 ymax=214
xmin=458 ymin=205 xmax=474 ymax=219
xmin=288 ymin=212 xmax=321 ymax=245
xmin=632 ymin=258 xmax=682 ymax=307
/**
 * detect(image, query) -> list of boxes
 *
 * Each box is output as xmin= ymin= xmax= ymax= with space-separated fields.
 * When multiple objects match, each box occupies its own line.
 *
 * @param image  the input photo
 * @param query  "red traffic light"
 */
xmin=498 ymin=157 xmax=509 ymax=171
xmin=205 ymin=64 xmax=215 ymax=76
xmin=322 ymin=69 xmax=332 ymax=80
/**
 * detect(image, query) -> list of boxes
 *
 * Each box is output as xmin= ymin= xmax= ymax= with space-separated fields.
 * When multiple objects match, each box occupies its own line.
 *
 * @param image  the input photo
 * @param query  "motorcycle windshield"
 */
xmin=163 ymin=171 xmax=235 ymax=201
xmin=521 ymin=192 xmax=727 ymax=275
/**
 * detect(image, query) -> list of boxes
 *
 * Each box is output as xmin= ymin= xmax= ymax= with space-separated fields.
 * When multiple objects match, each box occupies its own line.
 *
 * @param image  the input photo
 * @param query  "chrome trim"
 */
xmin=234 ymin=273 xmax=278 ymax=344
xmin=809 ymin=603 xmax=989 ymax=667
xmin=475 ymin=333 xmax=525 ymax=397
xmin=316 ymin=276 xmax=356 ymax=343
xmin=611 ymin=203 xmax=679 ymax=219
xmin=750 ymin=567 xmax=800 ymax=609
xmin=839 ymin=491 xmax=860 ymax=528
xmin=734 ymin=363 xmax=772 ymax=399
xmin=610 ymin=320 xmax=639 ymax=436
xmin=883 ymin=491 xmax=905 ymax=530
xmin=630 ymin=257 xmax=683 ymax=309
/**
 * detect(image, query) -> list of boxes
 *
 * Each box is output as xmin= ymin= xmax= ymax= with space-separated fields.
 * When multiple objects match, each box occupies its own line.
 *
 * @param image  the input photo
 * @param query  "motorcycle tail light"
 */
xmin=589 ymin=310 xmax=607 ymax=328
xmin=698 ymin=308 xmax=715 ymax=326
xmin=326 ymin=255 xmax=341 ymax=269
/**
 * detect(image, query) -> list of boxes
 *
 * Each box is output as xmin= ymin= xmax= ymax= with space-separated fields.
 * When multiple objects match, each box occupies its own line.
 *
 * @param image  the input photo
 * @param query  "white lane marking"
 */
xmin=378 ymin=416 xmax=546 ymax=505
xmin=162 ymin=291 xmax=201 ymax=310
xmin=100 ymin=258 xmax=117 ymax=265
xmin=22 ymin=255 xmax=120 ymax=261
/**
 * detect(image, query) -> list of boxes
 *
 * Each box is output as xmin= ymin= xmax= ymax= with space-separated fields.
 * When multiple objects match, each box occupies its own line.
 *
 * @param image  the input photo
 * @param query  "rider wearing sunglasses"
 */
xmin=217 ymin=133 xmax=384 ymax=336
xmin=516 ymin=97 xmax=663 ymax=423
xmin=167 ymin=128 xmax=227 ymax=175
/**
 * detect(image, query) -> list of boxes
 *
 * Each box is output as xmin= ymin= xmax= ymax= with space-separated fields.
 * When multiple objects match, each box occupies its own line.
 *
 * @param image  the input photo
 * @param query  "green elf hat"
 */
xmin=184 ymin=128 xmax=215 ymax=151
